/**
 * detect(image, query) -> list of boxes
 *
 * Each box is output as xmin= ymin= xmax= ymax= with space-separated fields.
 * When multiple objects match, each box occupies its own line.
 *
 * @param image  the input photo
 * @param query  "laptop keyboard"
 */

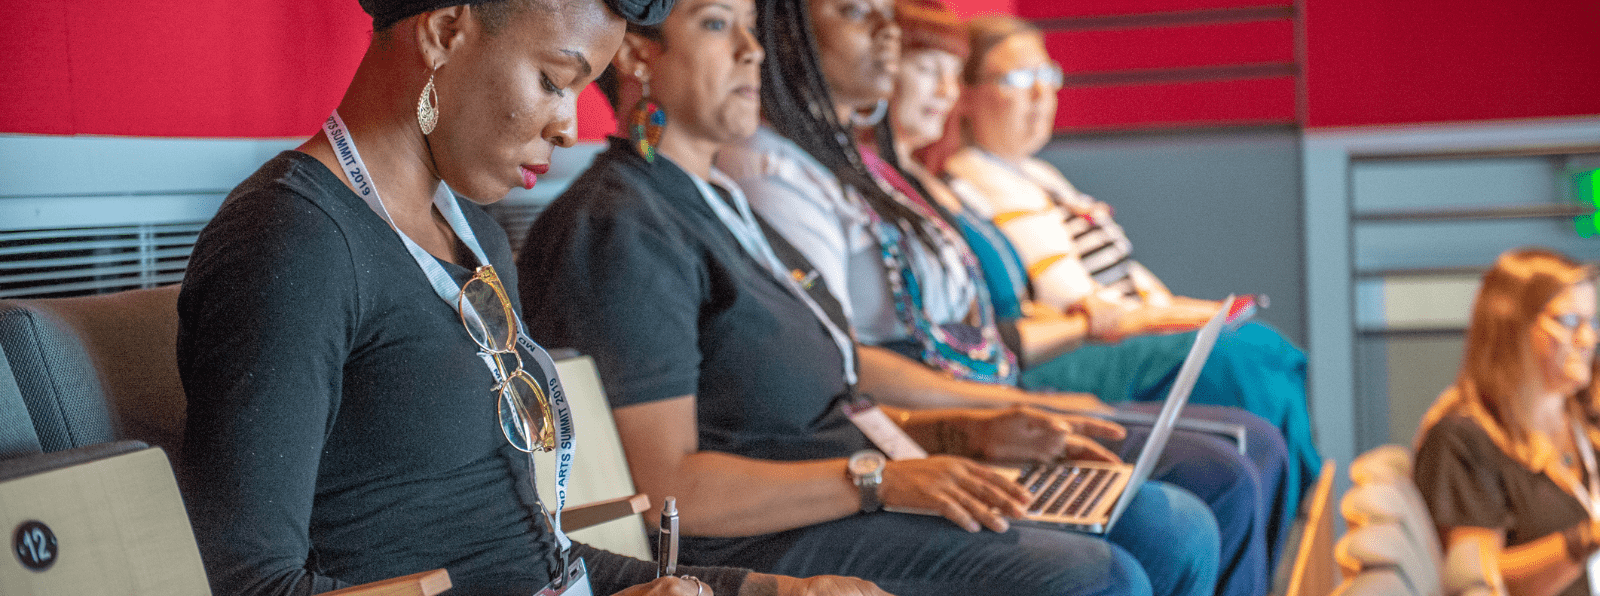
xmin=1018 ymin=464 xmax=1123 ymax=518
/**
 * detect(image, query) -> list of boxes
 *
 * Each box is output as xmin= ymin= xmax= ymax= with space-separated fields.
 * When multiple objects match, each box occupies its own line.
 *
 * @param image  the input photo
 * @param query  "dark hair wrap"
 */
xmin=360 ymin=0 xmax=675 ymax=31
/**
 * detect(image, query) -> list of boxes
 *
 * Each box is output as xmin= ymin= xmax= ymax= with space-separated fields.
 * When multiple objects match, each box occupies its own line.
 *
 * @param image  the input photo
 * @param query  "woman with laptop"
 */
xmin=842 ymin=4 xmax=1293 ymax=594
xmin=936 ymin=14 xmax=1321 ymax=534
xmin=1414 ymin=247 xmax=1599 ymax=596
xmin=175 ymin=1 xmax=883 ymax=595
xmin=710 ymin=0 xmax=1281 ymax=594
xmin=518 ymin=0 xmax=1221 ymax=593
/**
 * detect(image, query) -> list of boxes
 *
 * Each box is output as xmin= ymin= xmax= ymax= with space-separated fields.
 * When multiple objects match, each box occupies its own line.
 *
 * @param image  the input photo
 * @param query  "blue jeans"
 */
xmin=1115 ymin=403 xmax=1289 ymax=596
xmin=755 ymin=482 xmax=1219 ymax=596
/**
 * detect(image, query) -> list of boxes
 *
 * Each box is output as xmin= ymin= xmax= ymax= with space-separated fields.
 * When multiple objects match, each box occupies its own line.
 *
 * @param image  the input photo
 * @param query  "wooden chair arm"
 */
xmin=564 ymin=493 xmax=652 ymax=532
xmin=323 ymin=569 xmax=452 ymax=596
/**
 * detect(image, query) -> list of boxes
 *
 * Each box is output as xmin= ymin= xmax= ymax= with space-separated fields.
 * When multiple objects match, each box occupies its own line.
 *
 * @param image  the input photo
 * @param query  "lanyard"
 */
xmin=1568 ymin=419 xmax=1600 ymax=520
xmin=322 ymin=112 xmax=579 ymax=559
xmin=678 ymin=160 xmax=858 ymax=386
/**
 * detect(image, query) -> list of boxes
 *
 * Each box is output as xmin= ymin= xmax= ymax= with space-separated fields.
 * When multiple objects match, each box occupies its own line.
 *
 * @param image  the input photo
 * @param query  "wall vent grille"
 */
xmin=0 ymin=222 xmax=205 ymax=298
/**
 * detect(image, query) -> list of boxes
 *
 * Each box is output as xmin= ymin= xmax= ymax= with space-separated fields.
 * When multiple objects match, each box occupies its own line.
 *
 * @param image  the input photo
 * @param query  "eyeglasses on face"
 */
xmin=987 ymin=62 xmax=1065 ymax=90
xmin=1547 ymin=312 xmax=1600 ymax=334
xmin=458 ymin=265 xmax=557 ymax=453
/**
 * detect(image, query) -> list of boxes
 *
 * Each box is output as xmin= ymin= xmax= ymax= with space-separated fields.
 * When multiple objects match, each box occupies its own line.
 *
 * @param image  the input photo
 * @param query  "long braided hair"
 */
xmin=754 ymin=0 xmax=941 ymax=250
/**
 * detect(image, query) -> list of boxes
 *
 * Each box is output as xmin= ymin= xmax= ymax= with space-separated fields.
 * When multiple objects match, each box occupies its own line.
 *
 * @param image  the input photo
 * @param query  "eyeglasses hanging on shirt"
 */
xmin=322 ymin=112 xmax=586 ymax=593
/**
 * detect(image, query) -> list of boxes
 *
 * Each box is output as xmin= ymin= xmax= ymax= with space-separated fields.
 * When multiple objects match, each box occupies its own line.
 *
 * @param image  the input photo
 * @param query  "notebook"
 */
xmin=889 ymin=294 xmax=1257 ymax=534
xmin=0 ymin=441 xmax=210 ymax=596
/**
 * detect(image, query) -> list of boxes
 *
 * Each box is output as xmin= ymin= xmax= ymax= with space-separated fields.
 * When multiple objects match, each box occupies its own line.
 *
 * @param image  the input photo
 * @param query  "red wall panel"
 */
xmin=1304 ymin=0 xmax=1600 ymax=127
xmin=946 ymin=0 xmax=1017 ymax=18
xmin=1 ymin=0 xmax=370 ymax=138
xmin=0 ymin=0 xmax=625 ymax=141
xmin=2 ymin=0 xmax=75 ymax=135
xmin=1045 ymin=19 xmax=1293 ymax=74
xmin=577 ymin=84 xmax=618 ymax=142
xmin=1019 ymin=0 xmax=1288 ymax=21
xmin=1056 ymin=77 xmax=1296 ymax=130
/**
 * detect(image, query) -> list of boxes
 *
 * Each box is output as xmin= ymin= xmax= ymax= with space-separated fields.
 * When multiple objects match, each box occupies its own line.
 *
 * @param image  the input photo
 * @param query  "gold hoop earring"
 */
xmin=417 ymin=68 xmax=440 ymax=135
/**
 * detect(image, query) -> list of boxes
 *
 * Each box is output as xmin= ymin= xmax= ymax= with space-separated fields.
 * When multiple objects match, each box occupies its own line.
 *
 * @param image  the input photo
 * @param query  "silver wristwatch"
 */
xmin=847 ymin=449 xmax=887 ymax=513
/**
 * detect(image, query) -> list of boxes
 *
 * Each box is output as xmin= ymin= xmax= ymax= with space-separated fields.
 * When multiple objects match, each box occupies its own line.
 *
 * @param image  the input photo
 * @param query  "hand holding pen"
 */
xmin=658 ymin=496 xmax=679 ymax=578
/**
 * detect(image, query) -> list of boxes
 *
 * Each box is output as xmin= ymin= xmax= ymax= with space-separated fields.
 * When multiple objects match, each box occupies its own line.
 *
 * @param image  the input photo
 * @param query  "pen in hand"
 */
xmin=658 ymin=497 xmax=679 ymax=578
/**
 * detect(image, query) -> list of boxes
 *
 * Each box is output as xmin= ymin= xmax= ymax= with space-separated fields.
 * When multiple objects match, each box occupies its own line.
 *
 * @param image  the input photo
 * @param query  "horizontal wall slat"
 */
xmin=0 ymin=273 xmax=185 ymax=299
xmin=1046 ymin=19 xmax=1294 ymax=74
xmin=1350 ymin=156 xmax=1564 ymax=213
xmin=1055 ymin=77 xmax=1296 ymax=130
xmin=0 ymin=222 xmax=208 ymax=242
xmin=0 ymin=261 xmax=189 ymax=283
xmin=1019 ymin=0 xmax=1290 ymax=20
xmin=0 ymin=237 xmax=194 ymax=258
xmin=0 ymin=247 xmax=195 ymax=271
xmin=1353 ymin=218 xmax=1600 ymax=273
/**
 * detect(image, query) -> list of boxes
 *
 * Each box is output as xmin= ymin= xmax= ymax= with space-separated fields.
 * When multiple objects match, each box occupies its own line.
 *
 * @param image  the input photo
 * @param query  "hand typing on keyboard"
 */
xmin=965 ymin=405 xmax=1125 ymax=464
xmin=879 ymin=456 xmax=1031 ymax=533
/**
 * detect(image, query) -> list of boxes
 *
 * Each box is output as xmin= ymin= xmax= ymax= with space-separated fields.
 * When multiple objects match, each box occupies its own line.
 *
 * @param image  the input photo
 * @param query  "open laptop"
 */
xmin=888 ymin=294 xmax=1258 ymax=534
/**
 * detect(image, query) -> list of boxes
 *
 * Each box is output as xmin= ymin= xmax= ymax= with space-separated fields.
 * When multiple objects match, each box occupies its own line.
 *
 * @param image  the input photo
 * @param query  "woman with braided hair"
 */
xmin=711 ymin=1 xmax=1223 ymax=595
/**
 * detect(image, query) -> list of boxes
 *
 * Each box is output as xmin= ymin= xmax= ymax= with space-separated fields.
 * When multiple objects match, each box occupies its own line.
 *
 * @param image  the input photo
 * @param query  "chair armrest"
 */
xmin=563 ymin=493 xmax=652 ymax=533
xmin=323 ymin=569 xmax=452 ymax=596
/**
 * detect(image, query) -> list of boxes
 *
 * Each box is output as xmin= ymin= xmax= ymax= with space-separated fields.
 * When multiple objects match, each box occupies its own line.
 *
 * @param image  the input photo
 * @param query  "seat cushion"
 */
xmin=0 ymin=303 xmax=115 ymax=452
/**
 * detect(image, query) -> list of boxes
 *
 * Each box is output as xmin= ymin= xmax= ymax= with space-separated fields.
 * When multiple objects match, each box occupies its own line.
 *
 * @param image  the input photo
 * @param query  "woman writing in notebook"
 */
xmin=176 ymin=0 xmax=878 ymax=595
xmin=1414 ymin=247 xmax=1600 ymax=596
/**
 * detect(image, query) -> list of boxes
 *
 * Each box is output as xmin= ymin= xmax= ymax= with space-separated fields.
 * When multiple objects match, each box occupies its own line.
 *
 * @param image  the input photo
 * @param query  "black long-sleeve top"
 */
xmin=177 ymin=151 xmax=749 ymax=596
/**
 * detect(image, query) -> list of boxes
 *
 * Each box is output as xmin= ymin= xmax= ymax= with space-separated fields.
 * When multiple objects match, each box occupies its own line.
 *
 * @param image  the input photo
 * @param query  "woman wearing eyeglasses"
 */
xmin=1413 ymin=248 xmax=1599 ymax=596
xmin=875 ymin=4 xmax=1287 ymax=595
xmin=518 ymin=0 xmax=1195 ymax=594
xmin=175 ymin=1 xmax=871 ymax=595
xmin=937 ymin=15 xmax=1321 ymax=533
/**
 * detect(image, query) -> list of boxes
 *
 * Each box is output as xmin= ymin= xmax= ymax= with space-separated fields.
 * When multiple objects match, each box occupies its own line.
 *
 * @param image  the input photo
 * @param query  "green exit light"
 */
xmin=1576 ymin=169 xmax=1600 ymax=238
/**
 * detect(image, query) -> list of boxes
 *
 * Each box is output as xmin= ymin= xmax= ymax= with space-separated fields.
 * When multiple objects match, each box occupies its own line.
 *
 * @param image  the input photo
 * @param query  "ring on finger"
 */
xmin=680 ymin=575 xmax=704 ymax=596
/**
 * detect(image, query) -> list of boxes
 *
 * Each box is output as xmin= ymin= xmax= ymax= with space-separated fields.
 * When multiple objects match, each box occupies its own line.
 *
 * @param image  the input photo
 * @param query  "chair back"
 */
xmin=1334 ymin=444 xmax=1502 ymax=596
xmin=0 ymin=441 xmax=209 ymax=596
xmin=1340 ymin=482 xmax=1443 ymax=582
xmin=0 ymin=285 xmax=184 ymax=455
xmin=0 ymin=286 xmax=460 ymax=596
xmin=533 ymin=354 xmax=652 ymax=559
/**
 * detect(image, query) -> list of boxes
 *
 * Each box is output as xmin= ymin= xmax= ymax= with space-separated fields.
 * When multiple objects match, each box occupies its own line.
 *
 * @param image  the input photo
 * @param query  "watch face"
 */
xmin=849 ymin=451 xmax=886 ymax=476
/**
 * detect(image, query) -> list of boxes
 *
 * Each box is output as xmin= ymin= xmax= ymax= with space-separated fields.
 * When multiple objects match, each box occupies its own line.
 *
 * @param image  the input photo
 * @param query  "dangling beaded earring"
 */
xmin=629 ymin=67 xmax=666 ymax=162
xmin=417 ymin=66 xmax=440 ymax=135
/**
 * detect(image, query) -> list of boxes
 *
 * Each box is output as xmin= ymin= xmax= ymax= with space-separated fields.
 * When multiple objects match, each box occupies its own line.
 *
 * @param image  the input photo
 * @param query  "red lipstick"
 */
xmin=521 ymin=164 xmax=550 ymax=190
